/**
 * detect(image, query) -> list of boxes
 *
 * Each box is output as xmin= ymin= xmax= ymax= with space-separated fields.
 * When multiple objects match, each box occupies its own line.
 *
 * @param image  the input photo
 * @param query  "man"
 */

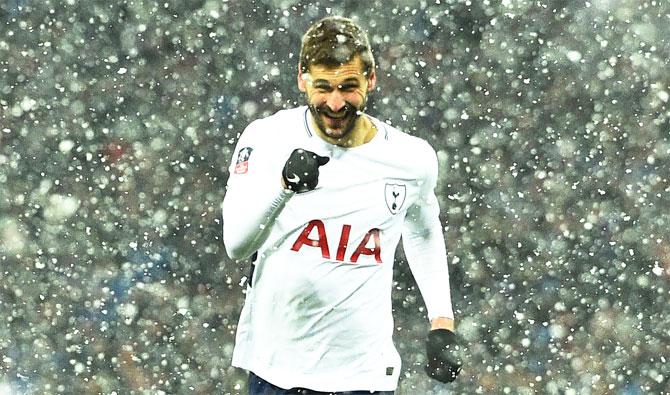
xmin=223 ymin=16 xmax=462 ymax=394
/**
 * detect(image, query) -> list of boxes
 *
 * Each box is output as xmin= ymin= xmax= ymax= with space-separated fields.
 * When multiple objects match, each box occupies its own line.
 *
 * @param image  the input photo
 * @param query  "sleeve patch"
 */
xmin=234 ymin=147 xmax=253 ymax=174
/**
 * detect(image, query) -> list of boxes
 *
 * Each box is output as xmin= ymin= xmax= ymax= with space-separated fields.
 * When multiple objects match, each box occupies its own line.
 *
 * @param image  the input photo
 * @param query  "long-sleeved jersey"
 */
xmin=222 ymin=106 xmax=454 ymax=392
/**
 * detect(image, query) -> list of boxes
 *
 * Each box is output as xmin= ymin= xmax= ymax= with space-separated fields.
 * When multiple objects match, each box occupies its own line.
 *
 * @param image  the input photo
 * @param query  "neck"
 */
xmin=310 ymin=113 xmax=377 ymax=148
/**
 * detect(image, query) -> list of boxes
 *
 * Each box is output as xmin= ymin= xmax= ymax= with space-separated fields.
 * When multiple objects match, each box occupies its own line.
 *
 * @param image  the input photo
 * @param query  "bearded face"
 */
xmin=307 ymin=98 xmax=365 ymax=140
xmin=300 ymin=56 xmax=374 ymax=142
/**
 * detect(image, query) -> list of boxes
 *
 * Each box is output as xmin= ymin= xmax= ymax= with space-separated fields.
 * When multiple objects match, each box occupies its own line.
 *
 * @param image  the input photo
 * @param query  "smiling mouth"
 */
xmin=323 ymin=112 xmax=348 ymax=120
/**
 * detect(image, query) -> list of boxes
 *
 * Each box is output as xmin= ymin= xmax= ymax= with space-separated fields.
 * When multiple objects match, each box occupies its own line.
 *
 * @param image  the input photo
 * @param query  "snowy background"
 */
xmin=1 ymin=0 xmax=669 ymax=394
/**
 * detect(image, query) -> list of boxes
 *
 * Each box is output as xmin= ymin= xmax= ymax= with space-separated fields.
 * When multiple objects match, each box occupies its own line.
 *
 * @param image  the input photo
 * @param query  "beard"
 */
xmin=308 ymin=99 xmax=366 ymax=140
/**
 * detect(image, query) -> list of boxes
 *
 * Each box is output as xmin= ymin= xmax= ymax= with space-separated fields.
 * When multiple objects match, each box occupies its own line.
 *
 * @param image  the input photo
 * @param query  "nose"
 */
xmin=325 ymin=90 xmax=346 ymax=113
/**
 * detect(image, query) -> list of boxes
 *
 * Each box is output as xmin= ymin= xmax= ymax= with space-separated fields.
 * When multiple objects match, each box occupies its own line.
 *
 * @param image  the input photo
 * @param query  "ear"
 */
xmin=297 ymin=64 xmax=307 ymax=92
xmin=366 ymin=69 xmax=377 ymax=92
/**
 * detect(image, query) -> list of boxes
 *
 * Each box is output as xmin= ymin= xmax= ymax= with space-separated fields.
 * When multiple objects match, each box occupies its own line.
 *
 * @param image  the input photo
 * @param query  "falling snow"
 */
xmin=0 ymin=1 xmax=669 ymax=394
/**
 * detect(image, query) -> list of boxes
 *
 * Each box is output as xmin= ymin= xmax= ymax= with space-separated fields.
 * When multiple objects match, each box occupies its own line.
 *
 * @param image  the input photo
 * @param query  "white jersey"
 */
xmin=222 ymin=106 xmax=453 ymax=392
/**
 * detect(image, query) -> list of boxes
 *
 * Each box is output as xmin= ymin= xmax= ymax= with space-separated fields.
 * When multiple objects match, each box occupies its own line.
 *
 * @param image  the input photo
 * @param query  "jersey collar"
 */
xmin=302 ymin=107 xmax=389 ymax=143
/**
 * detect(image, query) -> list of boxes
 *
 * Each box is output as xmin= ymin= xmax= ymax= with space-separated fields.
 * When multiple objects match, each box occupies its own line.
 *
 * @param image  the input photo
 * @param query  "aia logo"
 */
xmin=291 ymin=220 xmax=382 ymax=264
xmin=234 ymin=147 xmax=253 ymax=174
xmin=385 ymin=183 xmax=406 ymax=215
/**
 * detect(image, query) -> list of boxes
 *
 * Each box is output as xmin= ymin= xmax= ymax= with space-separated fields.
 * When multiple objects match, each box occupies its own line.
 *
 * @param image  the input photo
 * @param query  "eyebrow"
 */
xmin=313 ymin=77 xmax=361 ymax=87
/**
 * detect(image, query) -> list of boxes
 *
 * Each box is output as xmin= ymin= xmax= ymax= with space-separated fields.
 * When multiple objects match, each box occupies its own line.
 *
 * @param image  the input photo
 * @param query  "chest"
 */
xmin=279 ymin=150 xmax=421 ymax=231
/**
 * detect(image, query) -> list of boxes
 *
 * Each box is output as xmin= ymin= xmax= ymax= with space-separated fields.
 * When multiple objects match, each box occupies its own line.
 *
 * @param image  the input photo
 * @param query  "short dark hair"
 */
xmin=299 ymin=16 xmax=375 ymax=76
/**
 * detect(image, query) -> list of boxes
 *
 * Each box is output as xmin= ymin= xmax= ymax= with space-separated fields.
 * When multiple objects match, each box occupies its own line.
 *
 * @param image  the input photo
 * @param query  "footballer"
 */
xmin=223 ymin=16 xmax=463 ymax=394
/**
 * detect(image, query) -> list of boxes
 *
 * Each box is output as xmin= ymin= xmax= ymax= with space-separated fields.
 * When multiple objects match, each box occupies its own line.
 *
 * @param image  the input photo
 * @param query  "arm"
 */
xmin=222 ymin=124 xmax=330 ymax=261
xmin=431 ymin=317 xmax=455 ymax=331
xmin=401 ymin=146 xmax=455 ymax=326
xmin=402 ymin=145 xmax=462 ymax=383
xmin=222 ymin=122 xmax=294 ymax=261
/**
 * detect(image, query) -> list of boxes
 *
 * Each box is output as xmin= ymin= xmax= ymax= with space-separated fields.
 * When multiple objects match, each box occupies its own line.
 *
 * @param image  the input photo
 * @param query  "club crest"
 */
xmin=385 ymin=183 xmax=406 ymax=215
xmin=234 ymin=147 xmax=253 ymax=174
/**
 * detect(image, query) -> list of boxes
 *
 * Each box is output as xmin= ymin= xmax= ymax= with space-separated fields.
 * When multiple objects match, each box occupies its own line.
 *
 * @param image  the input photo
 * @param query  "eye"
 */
xmin=339 ymin=84 xmax=359 ymax=92
xmin=313 ymin=84 xmax=332 ymax=93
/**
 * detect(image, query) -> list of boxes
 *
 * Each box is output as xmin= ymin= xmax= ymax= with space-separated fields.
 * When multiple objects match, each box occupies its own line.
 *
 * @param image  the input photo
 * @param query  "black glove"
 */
xmin=425 ymin=329 xmax=463 ymax=383
xmin=282 ymin=149 xmax=330 ymax=193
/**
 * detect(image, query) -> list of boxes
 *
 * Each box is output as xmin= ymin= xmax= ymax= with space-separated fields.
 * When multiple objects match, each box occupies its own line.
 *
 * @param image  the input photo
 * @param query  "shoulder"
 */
xmin=371 ymin=116 xmax=438 ymax=167
xmin=369 ymin=117 xmax=440 ymax=186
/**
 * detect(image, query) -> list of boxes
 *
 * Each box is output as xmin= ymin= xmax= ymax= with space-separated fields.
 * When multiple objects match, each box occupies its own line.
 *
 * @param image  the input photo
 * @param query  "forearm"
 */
xmin=403 ymin=198 xmax=455 ymax=321
xmin=404 ymin=228 xmax=455 ymax=320
xmin=222 ymin=181 xmax=294 ymax=260
xmin=431 ymin=317 xmax=455 ymax=331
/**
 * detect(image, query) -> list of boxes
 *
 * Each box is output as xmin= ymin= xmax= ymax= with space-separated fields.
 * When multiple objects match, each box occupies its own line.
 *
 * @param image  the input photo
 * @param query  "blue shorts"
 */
xmin=248 ymin=371 xmax=395 ymax=395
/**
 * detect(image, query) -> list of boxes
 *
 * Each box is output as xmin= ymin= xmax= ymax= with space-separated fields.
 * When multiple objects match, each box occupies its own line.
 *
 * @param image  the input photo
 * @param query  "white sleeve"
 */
xmin=222 ymin=121 xmax=294 ymax=261
xmin=401 ymin=145 xmax=454 ymax=320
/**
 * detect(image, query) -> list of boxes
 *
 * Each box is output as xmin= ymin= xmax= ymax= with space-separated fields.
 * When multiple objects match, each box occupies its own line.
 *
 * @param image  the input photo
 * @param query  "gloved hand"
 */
xmin=282 ymin=149 xmax=330 ymax=193
xmin=425 ymin=329 xmax=463 ymax=383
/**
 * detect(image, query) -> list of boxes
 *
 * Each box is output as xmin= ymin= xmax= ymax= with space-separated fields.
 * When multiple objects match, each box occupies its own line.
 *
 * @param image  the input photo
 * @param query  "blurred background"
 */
xmin=1 ymin=0 xmax=669 ymax=394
